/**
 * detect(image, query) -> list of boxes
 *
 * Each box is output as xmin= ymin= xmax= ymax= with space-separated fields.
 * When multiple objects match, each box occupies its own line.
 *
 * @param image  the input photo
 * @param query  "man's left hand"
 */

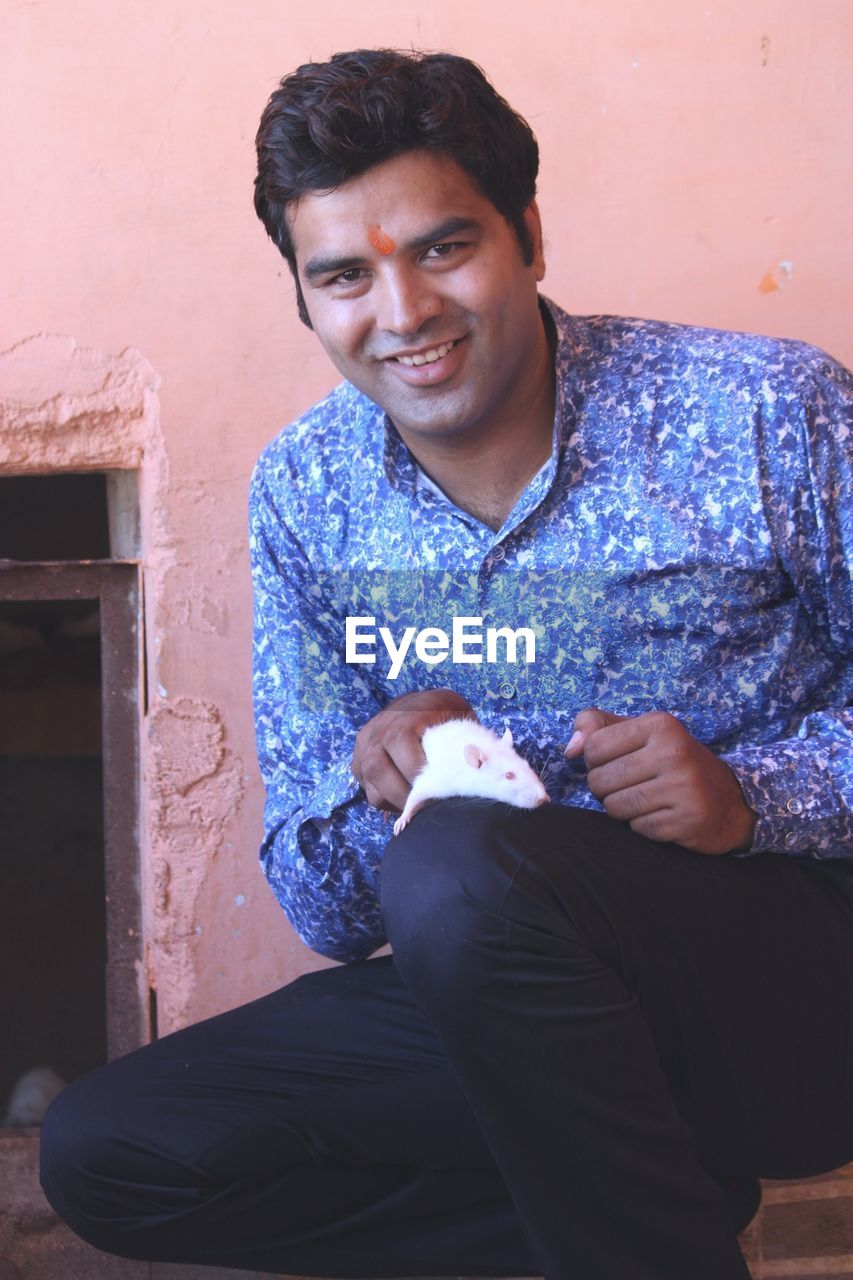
xmin=564 ymin=707 xmax=757 ymax=855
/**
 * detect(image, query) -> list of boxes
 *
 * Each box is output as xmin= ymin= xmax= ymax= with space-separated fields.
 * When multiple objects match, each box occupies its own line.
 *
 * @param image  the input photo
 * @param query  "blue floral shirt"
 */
xmin=249 ymin=297 xmax=852 ymax=961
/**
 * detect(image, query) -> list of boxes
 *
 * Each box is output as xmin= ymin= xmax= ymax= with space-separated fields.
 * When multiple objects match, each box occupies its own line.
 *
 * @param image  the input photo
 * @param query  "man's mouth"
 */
xmin=392 ymin=340 xmax=456 ymax=366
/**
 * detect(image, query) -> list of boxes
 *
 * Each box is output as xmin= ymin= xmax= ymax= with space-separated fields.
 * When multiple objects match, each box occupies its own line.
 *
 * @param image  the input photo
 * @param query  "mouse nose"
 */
xmin=521 ymin=782 xmax=550 ymax=808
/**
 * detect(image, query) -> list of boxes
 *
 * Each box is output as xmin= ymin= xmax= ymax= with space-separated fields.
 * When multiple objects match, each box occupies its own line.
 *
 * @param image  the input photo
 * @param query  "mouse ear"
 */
xmin=464 ymin=743 xmax=487 ymax=769
xmin=501 ymin=727 xmax=513 ymax=748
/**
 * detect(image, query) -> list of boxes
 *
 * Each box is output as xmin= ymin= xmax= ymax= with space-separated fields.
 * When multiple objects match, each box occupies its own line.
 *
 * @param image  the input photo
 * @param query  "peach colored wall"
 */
xmin=1 ymin=2 xmax=851 ymax=1030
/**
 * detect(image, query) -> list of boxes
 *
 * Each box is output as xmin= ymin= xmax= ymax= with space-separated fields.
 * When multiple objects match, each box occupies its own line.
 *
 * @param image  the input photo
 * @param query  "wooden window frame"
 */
xmin=0 ymin=560 xmax=146 ymax=1067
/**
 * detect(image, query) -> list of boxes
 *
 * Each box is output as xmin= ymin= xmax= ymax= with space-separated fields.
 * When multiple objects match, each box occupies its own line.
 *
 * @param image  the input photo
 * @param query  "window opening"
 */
xmin=0 ymin=597 xmax=106 ymax=1123
xmin=1 ymin=470 xmax=144 ymax=1131
xmin=0 ymin=474 xmax=110 ymax=561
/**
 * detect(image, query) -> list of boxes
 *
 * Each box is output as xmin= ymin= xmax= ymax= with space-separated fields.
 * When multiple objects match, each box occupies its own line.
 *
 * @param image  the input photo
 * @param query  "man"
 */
xmin=41 ymin=48 xmax=852 ymax=1280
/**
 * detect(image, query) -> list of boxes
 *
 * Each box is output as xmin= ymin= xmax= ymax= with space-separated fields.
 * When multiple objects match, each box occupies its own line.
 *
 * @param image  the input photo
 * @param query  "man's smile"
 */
xmin=389 ymin=339 xmax=457 ymax=366
xmin=381 ymin=335 xmax=467 ymax=386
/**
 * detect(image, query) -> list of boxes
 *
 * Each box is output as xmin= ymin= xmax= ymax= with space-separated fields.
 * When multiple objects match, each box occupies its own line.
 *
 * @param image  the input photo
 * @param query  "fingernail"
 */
xmin=564 ymin=729 xmax=583 ymax=755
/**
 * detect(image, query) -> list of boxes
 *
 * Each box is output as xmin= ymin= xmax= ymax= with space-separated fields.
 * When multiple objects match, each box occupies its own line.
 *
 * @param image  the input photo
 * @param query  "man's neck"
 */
xmin=416 ymin=427 xmax=553 ymax=532
xmin=398 ymin=308 xmax=557 ymax=533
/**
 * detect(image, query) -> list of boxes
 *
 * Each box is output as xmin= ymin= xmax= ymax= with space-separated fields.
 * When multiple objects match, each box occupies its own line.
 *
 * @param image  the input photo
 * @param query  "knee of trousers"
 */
xmin=39 ymin=1065 xmax=167 ymax=1259
xmin=40 ymin=1072 xmax=125 ymax=1255
xmin=381 ymin=797 xmax=580 ymax=1006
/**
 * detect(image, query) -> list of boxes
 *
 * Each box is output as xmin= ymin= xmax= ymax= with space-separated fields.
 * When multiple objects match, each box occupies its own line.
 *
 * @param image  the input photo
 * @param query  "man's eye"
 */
xmin=425 ymin=242 xmax=459 ymax=259
xmin=331 ymin=268 xmax=367 ymax=286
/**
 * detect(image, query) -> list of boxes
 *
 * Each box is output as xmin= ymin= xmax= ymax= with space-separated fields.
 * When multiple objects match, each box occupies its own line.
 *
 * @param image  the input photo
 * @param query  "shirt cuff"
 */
xmin=302 ymin=754 xmax=361 ymax=822
xmin=296 ymin=756 xmax=361 ymax=876
xmin=721 ymin=742 xmax=838 ymax=857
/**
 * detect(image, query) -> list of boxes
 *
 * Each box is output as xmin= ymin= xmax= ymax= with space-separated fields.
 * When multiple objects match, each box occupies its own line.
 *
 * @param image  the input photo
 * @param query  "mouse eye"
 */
xmin=505 ymin=770 xmax=516 ymax=780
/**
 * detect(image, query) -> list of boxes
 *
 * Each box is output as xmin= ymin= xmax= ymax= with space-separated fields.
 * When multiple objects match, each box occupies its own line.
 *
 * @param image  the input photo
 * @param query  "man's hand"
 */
xmin=352 ymin=689 xmax=476 ymax=816
xmin=564 ymin=707 xmax=757 ymax=855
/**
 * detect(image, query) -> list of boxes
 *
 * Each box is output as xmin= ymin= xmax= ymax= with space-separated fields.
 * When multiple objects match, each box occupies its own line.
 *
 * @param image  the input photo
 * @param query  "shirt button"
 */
xmin=489 ymin=545 xmax=506 ymax=561
xmin=784 ymin=830 xmax=797 ymax=848
xmin=786 ymin=798 xmax=804 ymax=815
xmin=498 ymin=681 xmax=516 ymax=699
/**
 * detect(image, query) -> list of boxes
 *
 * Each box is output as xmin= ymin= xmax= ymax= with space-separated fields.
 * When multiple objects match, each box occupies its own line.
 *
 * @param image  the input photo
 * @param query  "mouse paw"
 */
xmin=392 ymin=812 xmax=410 ymax=836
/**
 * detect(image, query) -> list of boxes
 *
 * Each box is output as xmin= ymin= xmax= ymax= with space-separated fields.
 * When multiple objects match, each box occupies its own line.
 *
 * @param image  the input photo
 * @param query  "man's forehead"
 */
xmin=287 ymin=151 xmax=492 ymax=258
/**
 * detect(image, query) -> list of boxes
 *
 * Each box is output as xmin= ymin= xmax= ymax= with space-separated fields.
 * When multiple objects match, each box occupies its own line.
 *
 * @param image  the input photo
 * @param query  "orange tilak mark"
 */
xmin=368 ymin=224 xmax=396 ymax=255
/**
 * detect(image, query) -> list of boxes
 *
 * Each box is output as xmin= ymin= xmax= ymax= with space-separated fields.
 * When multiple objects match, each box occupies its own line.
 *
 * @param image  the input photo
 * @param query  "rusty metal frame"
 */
xmin=0 ymin=561 xmax=146 ymax=1062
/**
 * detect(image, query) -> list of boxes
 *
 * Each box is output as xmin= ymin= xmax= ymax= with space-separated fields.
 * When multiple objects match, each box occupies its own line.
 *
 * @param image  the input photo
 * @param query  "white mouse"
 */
xmin=392 ymin=718 xmax=549 ymax=835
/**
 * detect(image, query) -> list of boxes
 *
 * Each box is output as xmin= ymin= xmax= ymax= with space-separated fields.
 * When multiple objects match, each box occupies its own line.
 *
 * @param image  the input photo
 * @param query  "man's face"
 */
xmin=288 ymin=150 xmax=547 ymax=446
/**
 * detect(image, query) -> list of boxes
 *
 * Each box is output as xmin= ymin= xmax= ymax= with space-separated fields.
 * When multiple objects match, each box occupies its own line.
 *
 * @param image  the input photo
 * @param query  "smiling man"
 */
xmin=40 ymin=48 xmax=852 ymax=1280
xmin=290 ymin=148 xmax=555 ymax=527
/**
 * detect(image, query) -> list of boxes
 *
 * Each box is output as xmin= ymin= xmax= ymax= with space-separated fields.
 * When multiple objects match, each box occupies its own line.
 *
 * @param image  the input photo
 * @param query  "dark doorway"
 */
xmin=0 ymin=597 xmax=106 ymax=1112
xmin=0 ymin=562 xmax=144 ymax=1127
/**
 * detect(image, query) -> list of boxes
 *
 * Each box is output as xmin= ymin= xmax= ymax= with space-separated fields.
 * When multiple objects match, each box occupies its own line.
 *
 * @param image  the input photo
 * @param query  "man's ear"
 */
xmin=524 ymin=199 xmax=546 ymax=282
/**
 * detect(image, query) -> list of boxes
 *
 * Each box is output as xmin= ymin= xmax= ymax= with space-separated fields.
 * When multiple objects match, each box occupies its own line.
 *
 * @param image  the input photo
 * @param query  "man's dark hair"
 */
xmin=253 ymin=49 xmax=540 ymax=326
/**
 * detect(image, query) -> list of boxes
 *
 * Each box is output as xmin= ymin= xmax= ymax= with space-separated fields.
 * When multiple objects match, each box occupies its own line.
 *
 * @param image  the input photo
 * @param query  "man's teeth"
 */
xmin=397 ymin=341 xmax=455 ymax=367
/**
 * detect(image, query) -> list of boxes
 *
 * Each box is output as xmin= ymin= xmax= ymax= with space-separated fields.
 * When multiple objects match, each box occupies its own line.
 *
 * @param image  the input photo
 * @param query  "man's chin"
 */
xmin=385 ymin=399 xmax=492 ymax=446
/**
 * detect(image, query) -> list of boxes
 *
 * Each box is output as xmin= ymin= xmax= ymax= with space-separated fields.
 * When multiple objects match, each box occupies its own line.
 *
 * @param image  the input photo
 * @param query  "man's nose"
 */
xmin=375 ymin=266 xmax=440 ymax=336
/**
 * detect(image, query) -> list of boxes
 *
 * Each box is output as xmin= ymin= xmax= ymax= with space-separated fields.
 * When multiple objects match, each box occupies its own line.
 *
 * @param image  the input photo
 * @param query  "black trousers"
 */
xmin=40 ymin=801 xmax=853 ymax=1280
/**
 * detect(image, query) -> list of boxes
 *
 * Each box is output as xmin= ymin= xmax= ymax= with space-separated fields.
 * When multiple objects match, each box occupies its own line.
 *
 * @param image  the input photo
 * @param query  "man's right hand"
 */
xmin=351 ymin=689 xmax=477 ymax=816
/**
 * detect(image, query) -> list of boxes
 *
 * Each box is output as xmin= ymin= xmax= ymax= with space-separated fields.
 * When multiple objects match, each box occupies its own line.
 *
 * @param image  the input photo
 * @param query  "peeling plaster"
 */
xmin=0 ymin=334 xmax=245 ymax=1037
xmin=160 ymin=562 xmax=236 ymax=636
xmin=0 ymin=334 xmax=159 ymax=471
xmin=759 ymin=259 xmax=794 ymax=293
xmin=148 ymin=695 xmax=226 ymax=795
xmin=145 ymin=697 xmax=244 ymax=1030
xmin=155 ymin=481 xmax=242 ymax=639
xmin=0 ymin=338 xmax=175 ymax=664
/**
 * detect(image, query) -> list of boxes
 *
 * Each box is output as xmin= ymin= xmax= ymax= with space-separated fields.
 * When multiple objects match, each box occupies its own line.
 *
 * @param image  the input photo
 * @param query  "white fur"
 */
xmin=393 ymin=718 xmax=549 ymax=834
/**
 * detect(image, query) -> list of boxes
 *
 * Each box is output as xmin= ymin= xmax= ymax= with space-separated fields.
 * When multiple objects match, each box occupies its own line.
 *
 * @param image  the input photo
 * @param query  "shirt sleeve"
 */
xmin=249 ymin=459 xmax=391 ymax=961
xmin=722 ymin=350 xmax=852 ymax=859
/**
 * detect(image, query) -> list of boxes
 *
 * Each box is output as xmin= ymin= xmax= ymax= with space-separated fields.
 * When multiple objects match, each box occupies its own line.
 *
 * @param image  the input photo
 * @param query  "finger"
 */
xmin=563 ymin=707 xmax=626 ymax=757
xmin=357 ymin=747 xmax=414 ymax=814
xmin=627 ymin=810 xmax=683 ymax=846
xmin=587 ymin=750 xmax=659 ymax=802
xmin=582 ymin=717 xmax=657 ymax=769
xmin=381 ymin=722 xmax=430 ymax=786
xmin=361 ymin=770 xmax=408 ymax=815
xmin=563 ymin=729 xmax=585 ymax=758
xmin=598 ymin=776 xmax=672 ymax=823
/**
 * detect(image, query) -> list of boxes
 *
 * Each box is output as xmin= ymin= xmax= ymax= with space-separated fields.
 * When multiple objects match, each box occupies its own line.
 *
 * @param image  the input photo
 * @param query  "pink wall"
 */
xmin=1 ymin=1 xmax=851 ymax=1029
